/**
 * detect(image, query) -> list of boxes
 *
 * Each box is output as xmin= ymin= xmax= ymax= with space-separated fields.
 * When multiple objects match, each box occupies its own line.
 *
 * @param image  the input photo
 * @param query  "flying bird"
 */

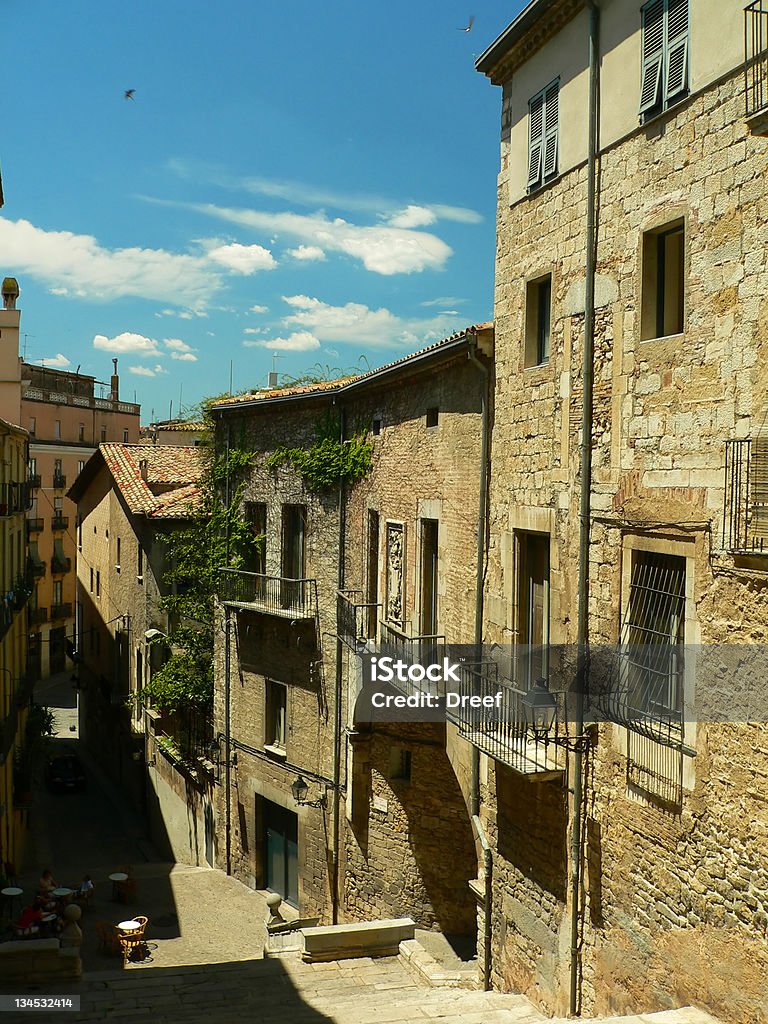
xmin=458 ymin=15 xmax=474 ymax=32
xmin=124 ymin=89 xmax=135 ymax=100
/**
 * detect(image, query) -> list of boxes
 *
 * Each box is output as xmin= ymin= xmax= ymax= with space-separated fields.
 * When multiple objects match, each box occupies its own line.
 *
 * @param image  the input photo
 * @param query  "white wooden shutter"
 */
xmin=639 ymin=0 xmax=664 ymax=114
xmin=542 ymin=82 xmax=559 ymax=179
xmin=527 ymin=91 xmax=544 ymax=188
xmin=665 ymin=0 xmax=689 ymax=100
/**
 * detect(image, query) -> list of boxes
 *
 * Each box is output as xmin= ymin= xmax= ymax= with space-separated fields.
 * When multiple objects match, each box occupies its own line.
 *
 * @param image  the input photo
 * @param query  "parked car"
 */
xmin=45 ymin=755 xmax=86 ymax=793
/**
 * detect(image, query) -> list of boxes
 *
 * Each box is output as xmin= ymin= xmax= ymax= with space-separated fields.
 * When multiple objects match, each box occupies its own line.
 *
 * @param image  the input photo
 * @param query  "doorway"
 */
xmin=263 ymin=799 xmax=298 ymax=907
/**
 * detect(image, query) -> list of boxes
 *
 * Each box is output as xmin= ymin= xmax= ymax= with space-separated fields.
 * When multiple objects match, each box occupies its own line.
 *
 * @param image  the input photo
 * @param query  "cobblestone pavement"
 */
xmin=18 ymin=954 xmax=723 ymax=1024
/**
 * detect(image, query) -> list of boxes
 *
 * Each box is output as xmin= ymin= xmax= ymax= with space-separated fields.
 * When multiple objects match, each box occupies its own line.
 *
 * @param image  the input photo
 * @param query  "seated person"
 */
xmin=15 ymin=904 xmax=44 ymax=935
xmin=76 ymin=875 xmax=94 ymax=903
xmin=38 ymin=869 xmax=57 ymax=896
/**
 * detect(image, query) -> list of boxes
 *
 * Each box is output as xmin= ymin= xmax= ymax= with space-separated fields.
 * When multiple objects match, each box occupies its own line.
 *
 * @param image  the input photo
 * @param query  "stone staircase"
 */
xmin=42 ymin=954 xmax=722 ymax=1024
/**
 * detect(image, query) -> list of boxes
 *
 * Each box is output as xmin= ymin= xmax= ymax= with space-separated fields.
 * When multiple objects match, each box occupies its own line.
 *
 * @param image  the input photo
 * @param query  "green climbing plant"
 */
xmin=266 ymin=414 xmax=373 ymax=493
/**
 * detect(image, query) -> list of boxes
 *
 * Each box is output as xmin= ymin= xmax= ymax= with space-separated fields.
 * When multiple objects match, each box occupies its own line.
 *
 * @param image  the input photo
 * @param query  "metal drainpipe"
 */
xmin=331 ymin=400 xmax=346 ymax=924
xmin=224 ymin=605 xmax=232 ymax=875
xmin=571 ymin=2 xmax=600 ymax=1016
xmin=468 ymin=335 xmax=492 ymax=990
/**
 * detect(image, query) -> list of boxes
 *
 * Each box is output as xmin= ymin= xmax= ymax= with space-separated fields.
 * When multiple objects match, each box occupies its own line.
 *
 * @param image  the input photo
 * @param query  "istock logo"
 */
xmin=368 ymin=656 xmax=462 ymax=685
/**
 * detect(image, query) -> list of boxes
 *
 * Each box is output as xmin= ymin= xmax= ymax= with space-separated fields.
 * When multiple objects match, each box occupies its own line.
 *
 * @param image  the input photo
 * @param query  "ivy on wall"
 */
xmin=266 ymin=415 xmax=373 ymax=493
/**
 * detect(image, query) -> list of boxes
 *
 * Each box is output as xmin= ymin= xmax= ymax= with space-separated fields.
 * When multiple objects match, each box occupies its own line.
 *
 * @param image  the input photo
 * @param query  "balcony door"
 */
xmin=517 ymin=532 xmax=550 ymax=688
xmin=281 ymin=505 xmax=306 ymax=610
xmin=419 ymin=518 xmax=439 ymax=638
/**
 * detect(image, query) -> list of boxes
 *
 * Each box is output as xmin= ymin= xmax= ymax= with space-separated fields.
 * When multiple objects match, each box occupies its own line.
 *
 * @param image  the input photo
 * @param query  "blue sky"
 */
xmin=2 ymin=1 xmax=522 ymax=421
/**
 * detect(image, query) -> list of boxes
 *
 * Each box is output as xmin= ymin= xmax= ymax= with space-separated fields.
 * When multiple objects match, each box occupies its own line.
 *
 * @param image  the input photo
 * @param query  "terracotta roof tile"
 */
xmin=100 ymin=444 xmax=205 ymax=519
xmin=213 ymin=323 xmax=493 ymax=407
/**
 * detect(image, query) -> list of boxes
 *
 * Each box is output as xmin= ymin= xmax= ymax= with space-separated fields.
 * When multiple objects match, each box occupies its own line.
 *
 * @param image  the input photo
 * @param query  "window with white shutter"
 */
xmin=639 ymin=0 xmax=689 ymax=117
xmin=527 ymin=80 xmax=559 ymax=191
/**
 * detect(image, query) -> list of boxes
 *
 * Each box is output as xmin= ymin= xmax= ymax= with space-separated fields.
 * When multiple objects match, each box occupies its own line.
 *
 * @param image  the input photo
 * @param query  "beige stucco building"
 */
xmin=473 ymin=0 xmax=768 ymax=1019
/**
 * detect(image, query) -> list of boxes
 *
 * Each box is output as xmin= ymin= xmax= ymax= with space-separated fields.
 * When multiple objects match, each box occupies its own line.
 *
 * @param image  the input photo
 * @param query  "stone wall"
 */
xmin=485 ymin=55 xmax=768 ymax=1022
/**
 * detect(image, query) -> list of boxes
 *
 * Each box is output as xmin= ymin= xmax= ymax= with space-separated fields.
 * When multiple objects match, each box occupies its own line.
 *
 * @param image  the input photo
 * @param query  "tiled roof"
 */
xmin=213 ymin=323 xmax=493 ymax=407
xmin=99 ymin=444 xmax=205 ymax=519
xmin=157 ymin=420 xmax=206 ymax=432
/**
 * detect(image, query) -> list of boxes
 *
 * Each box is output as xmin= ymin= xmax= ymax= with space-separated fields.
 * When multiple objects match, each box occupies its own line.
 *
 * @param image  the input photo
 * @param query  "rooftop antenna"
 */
xmin=22 ymin=334 xmax=34 ymax=359
xmin=229 ymin=360 xmax=233 ymax=396
xmin=179 ymin=381 xmax=183 ymax=414
xmin=169 ymin=400 xmax=173 ymax=421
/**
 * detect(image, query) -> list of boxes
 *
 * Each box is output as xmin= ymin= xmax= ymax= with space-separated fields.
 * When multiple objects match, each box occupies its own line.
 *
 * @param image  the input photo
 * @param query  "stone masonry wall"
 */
xmin=486 ymin=61 xmax=768 ymax=1022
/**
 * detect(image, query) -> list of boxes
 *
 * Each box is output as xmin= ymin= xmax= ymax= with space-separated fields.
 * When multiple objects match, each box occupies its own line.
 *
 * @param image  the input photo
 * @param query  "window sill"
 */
xmin=639 ymin=331 xmax=684 ymax=345
xmin=264 ymin=743 xmax=287 ymax=760
xmin=136 ymin=576 xmax=144 ymax=584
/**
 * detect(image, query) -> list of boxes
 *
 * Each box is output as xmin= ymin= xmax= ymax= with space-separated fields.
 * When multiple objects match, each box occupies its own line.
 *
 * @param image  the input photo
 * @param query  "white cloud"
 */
xmin=286 ymin=245 xmax=326 ymax=262
xmin=421 ymin=296 xmax=467 ymax=308
xmin=170 ymin=352 xmax=198 ymax=362
xmin=163 ymin=337 xmax=194 ymax=353
xmin=244 ymin=327 xmax=264 ymax=335
xmin=243 ymin=330 xmax=320 ymax=352
xmin=280 ymin=295 xmax=465 ymax=349
xmin=248 ymin=304 xmax=269 ymax=314
xmin=205 ymin=242 xmax=276 ymax=274
xmin=166 ymin=163 xmax=483 ymax=224
xmin=34 ymin=353 xmax=71 ymax=368
xmin=128 ymin=363 xmax=167 ymax=377
xmin=94 ymin=332 xmax=162 ymax=357
xmin=0 ymin=216 xmax=221 ymax=309
xmin=153 ymin=200 xmax=452 ymax=275
xmin=386 ymin=206 xmax=437 ymax=229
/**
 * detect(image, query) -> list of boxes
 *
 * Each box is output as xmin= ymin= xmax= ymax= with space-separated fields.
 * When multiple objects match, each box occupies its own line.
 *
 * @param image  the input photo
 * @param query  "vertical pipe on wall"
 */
xmin=224 ymin=605 xmax=232 ymax=876
xmin=331 ymin=400 xmax=346 ymax=924
xmin=571 ymin=1 xmax=600 ymax=1017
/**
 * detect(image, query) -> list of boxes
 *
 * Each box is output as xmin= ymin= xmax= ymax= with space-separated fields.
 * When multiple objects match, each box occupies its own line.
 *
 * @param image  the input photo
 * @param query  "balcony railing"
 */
xmin=218 ymin=569 xmax=318 ymax=620
xmin=0 ymin=481 xmax=32 ymax=517
xmin=23 ymin=385 xmax=140 ymax=416
xmin=746 ymin=1 xmax=768 ymax=119
xmin=0 ymin=567 xmax=34 ymax=644
xmin=52 ymin=473 xmax=67 ymax=489
xmin=450 ymin=660 xmax=569 ymax=775
xmin=28 ymin=608 xmax=48 ymax=625
xmin=50 ymin=603 xmax=73 ymax=620
xmin=31 ymin=561 xmax=46 ymax=578
xmin=51 ymin=515 xmax=69 ymax=531
xmin=723 ymin=438 xmax=768 ymax=551
xmin=27 ymin=518 xmax=44 ymax=534
xmin=337 ymin=590 xmax=379 ymax=649
xmin=378 ymin=620 xmax=445 ymax=697
xmin=51 ymin=557 xmax=72 ymax=574
xmin=29 ymin=475 xmax=41 ymax=489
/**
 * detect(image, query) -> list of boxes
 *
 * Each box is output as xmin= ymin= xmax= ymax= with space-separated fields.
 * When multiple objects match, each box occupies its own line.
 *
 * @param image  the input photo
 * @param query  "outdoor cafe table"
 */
xmin=118 ymin=920 xmax=140 ymax=931
xmin=51 ymin=888 xmax=73 ymax=899
xmin=1 ymin=886 xmax=22 ymax=917
xmin=109 ymin=873 xmax=128 ymax=901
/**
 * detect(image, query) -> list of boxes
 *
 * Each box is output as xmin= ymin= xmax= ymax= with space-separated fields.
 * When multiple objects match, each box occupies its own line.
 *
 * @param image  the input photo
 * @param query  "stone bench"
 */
xmin=301 ymin=917 xmax=415 ymax=963
xmin=0 ymin=938 xmax=81 ymax=983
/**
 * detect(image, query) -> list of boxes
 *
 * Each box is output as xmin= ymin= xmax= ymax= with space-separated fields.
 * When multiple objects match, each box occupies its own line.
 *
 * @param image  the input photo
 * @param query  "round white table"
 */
xmin=109 ymin=872 xmax=129 ymax=902
xmin=118 ymin=919 xmax=140 ymax=931
xmin=1 ymin=886 xmax=22 ymax=917
xmin=52 ymin=887 xmax=73 ymax=898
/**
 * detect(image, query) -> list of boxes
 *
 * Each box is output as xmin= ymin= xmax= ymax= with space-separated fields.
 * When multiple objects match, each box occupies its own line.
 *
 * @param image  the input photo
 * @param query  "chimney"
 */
xmin=139 ymin=458 xmax=148 ymax=482
xmin=111 ymin=357 xmax=119 ymax=401
xmin=2 ymin=277 xmax=19 ymax=310
xmin=268 ymin=371 xmax=279 ymax=388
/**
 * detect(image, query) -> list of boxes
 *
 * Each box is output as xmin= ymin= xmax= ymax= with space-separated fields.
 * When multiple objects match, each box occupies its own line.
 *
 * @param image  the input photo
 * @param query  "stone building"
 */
xmin=67 ymin=443 xmax=209 ymax=857
xmin=473 ymin=0 xmax=768 ymax=1020
xmin=209 ymin=327 xmax=492 ymax=929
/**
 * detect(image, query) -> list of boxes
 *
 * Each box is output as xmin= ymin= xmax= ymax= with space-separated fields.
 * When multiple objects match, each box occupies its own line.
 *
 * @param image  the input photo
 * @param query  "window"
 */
xmin=29 ymin=417 xmax=36 ymax=437
xmin=29 ymin=541 xmax=42 ymax=568
xmin=78 ymin=460 xmax=85 ymax=474
xmin=100 ymin=426 xmax=107 ymax=442
xmin=639 ymin=0 xmax=689 ymax=117
xmin=77 ymin=517 xmax=82 ymax=552
xmin=516 ymin=532 xmax=550 ymax=688
xmin=54 ymin=458 xmax=62 ymax=476
xmin=265 ymin=680 xmax=287 ymax=751
xmin=366 ymin=510 xmax=380 ymax=639
xmin=245 ymin=503 xmax=267 ymax=575
xmin=96 ymin=570 xmax=100 ymax=597
xmin=136 ymin=650 xmax=143 ymax=695
xmin=641 ymin=221 xmax=684 ymax=340
xmin=79 ymin=423 xmax=85 ymax=442
xmin=281 ymin=505 xmax=306 ymax=607
xmin=89 ymin=568 xmax=94 ymax=593
xmin=137 ymin=545 xmax=144 ymax=580
xmin=419 ymin=518 xmax=439 ymax=637
xmin=622 ymin=550 xmax=686 ymax=720
xmin=54 ymin=420 xmax=61 ymax=440
xmin=527 ymin=80 xmax=559 ymax=191
xmin=389 ymin=747 xmax=412 ymax=782
xmin=123 ymin=429 xmax=129 ymax=443
xmin=372 ymin=418 xmax=382 ymax=436
xmin=525 ymin=275 xmax=552 ymax=366
xmin=53 ymin=580 xmax=63 ymax=606
xmin=29 ymin=457 xmax=36 ymax=479
xmin=116 ymin=537 xmax=121 ymax=571
xmin=54 ymin=496 xmax=63 ymax=514
xmin=425 ymin=407 xmax=439 ymax=428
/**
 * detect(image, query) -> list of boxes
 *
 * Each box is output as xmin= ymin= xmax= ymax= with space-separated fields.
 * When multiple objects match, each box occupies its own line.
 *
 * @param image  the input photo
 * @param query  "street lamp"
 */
xmin=521 ymin=678 xmax=558 ymax=738
xmin=291 ymin=774 xmax=326 ymax=808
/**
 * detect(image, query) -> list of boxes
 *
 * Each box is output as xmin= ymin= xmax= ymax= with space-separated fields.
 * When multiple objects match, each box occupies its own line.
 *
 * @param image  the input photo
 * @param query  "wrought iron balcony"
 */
xmin=337 ymin=590 xmax=379 ymax=649
xmin=31 ymin=560 xmax=46 ymax=579
xmin=378 ymin=620 xmax=445 ymax=695
xmin=52 ymin=473 xmax=67 ymax=489
xmin=746 ymin=1 xmax=768 ymax=123
xmin=0 ymin=481 xmax=32 ymax=517
xmin=51 ymin=514 xmax=69 ymax=531
xmin=29 ymin=608 xmax=48 ymax=625
xmin=450 ymin=660 xmax=568 ymax=776
xmin=51 ymin=557 xmax=72 ymax=574
xmin=51 ymin=603 xmax=73 ymax=620
xmin=723 ymin=438 xmax=768 ymax=551
xmin=218 ymin=569 xmax=318 ymax=620
xmin=27 ymin=518 xmax=44 ymax=535
xmin=0 ymin=568 xmax=34 ymax=643
xmin=29 ymin=475 xmax=41 ymax=489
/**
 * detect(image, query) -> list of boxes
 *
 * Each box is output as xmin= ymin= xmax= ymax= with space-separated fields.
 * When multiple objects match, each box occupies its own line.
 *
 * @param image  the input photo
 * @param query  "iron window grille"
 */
xmin=745 ymin=0 xmax=768 ymax=118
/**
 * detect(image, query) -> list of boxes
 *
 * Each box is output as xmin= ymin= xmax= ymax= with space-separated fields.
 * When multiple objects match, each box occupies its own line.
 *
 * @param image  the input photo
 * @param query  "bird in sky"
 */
xmin=458 ymin=16 xmax=474 ymax=32
xmin=124 ymin=89 xmax=135 ymax=100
